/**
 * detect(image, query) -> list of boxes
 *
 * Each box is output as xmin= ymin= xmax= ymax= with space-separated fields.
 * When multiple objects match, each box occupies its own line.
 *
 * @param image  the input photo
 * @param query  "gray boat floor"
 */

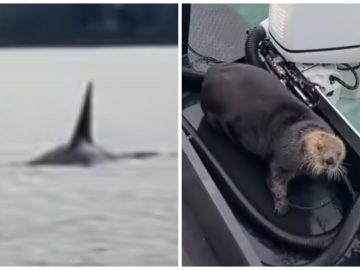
xmin=182 ymin=201 xmax=220 ymax=266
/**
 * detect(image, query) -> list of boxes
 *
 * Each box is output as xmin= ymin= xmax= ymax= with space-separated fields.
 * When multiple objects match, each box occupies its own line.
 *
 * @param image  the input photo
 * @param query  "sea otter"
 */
xmin=200 ymin=63 xmax=346 ymax=215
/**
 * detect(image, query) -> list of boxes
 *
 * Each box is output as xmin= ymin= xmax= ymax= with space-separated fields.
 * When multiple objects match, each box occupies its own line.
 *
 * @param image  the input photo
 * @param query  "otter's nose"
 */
xmin=325 ymin=157 xmax=335 ymax=166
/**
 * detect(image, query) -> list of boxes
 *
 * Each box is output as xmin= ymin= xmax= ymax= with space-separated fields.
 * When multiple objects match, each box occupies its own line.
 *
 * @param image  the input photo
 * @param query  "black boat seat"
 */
xmin=183 ymin=103 xmax=350 ymax=237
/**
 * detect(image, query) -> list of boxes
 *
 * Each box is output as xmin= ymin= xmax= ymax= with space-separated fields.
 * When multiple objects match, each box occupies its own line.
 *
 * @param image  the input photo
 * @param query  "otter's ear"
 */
xmin=300 ymin=139 xmax=306 ymax=155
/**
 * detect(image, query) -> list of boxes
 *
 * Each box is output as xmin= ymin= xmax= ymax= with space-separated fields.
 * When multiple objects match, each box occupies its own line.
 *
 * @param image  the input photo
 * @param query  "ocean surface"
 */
xmin=0 ymin=47 xmax=178 ymax=266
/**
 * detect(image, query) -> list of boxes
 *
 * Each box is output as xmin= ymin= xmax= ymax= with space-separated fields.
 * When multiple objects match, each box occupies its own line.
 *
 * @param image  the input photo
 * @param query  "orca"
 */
xmin=28 ymin=82 xmax=159 ymax=166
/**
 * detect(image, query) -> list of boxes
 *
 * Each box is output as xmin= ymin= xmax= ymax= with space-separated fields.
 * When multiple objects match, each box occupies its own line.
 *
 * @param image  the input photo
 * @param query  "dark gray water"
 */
xmin=0 ymin=47 xmax=178 ymax=266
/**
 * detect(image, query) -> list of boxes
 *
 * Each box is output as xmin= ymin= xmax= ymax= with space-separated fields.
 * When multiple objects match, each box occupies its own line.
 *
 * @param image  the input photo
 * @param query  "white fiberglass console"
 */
xmin=268 ymin=4 xmax=360 ymax=64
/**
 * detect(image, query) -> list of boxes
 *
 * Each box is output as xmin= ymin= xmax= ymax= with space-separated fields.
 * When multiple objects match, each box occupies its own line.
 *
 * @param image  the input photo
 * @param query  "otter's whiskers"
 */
xmin=327 ymin=163 xmax=348 ymax=182
xmin=311 ymin=163 xmax=324 ymax=176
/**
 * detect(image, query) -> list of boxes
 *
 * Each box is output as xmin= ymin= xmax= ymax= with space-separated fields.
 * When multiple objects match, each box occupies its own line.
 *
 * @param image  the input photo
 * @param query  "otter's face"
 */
xmin=302 ymin=130 xmax=346 ymax=178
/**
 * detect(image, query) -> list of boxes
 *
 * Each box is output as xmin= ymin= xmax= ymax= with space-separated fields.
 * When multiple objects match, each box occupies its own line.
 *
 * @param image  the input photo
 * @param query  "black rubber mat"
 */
xmin=183 ymin=103 xmax=350 ymax=236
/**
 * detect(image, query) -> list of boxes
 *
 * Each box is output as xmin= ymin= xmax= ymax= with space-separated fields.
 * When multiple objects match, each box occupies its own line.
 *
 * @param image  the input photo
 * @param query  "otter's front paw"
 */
xmin=274 ymin=199 xmax=289 ymax=215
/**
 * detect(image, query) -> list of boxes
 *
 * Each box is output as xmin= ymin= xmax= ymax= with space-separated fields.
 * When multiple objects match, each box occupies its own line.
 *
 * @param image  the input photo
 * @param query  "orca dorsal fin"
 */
xmin=70 ymin=82 xmax=93 ymax=147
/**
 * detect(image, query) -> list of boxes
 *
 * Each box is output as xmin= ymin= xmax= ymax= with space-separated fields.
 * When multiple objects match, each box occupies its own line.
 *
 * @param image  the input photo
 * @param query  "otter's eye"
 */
xmin=317 ymin=145 xmax=324 ymax=151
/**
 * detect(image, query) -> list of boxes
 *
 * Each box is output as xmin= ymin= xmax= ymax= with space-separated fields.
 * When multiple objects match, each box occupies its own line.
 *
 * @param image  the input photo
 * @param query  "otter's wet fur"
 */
xmin=200 ymin=63 xmax=347 ymax=215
